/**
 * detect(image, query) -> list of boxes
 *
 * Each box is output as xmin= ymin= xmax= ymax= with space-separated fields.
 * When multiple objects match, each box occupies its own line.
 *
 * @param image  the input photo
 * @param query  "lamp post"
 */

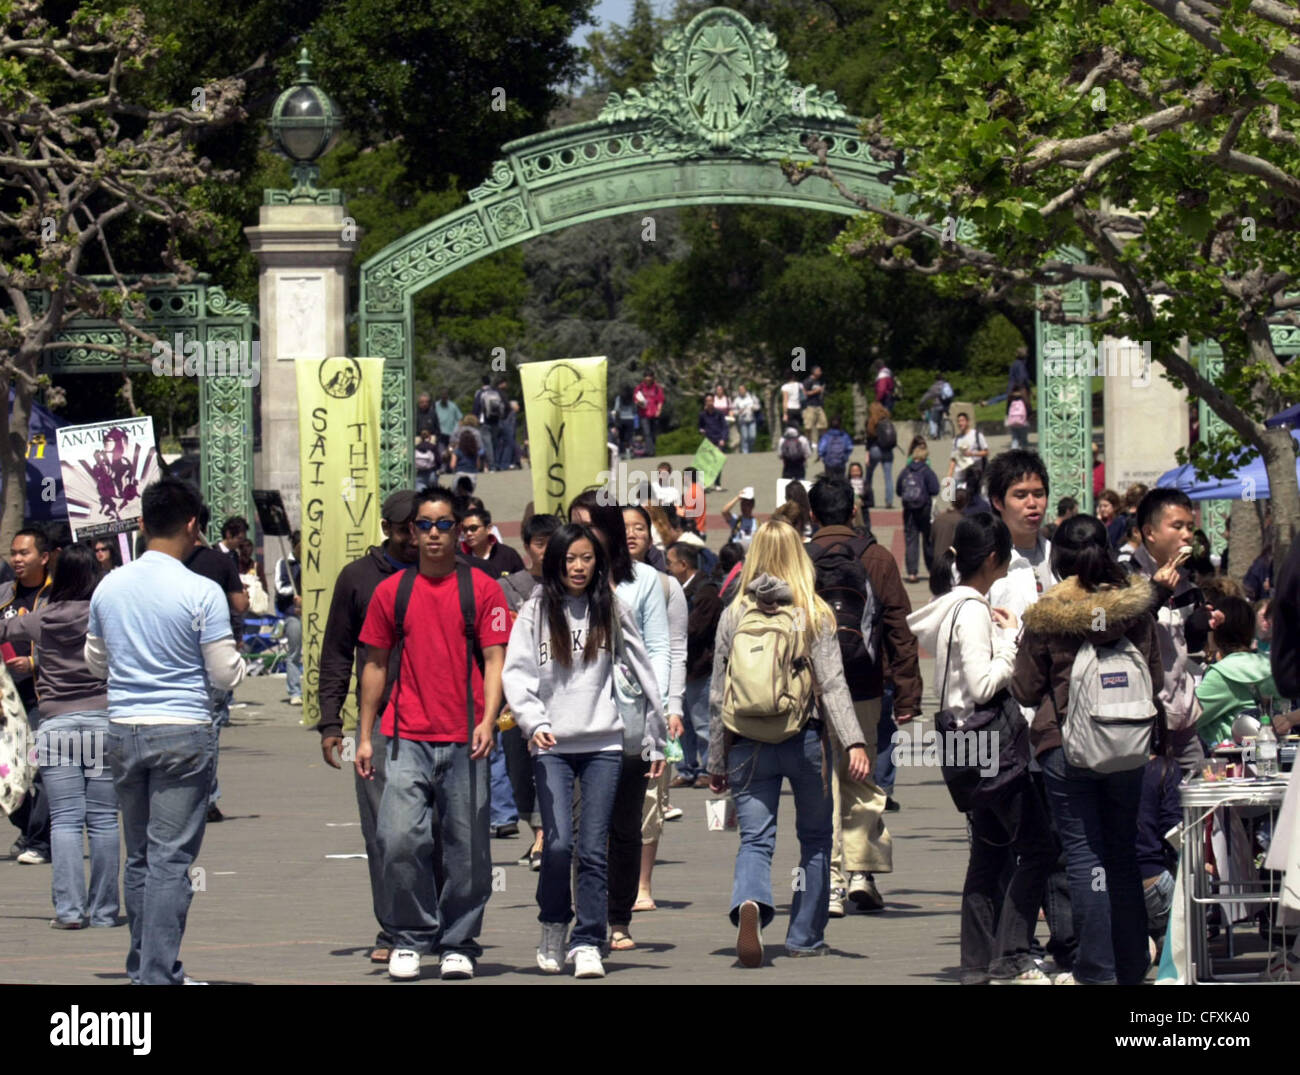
xmin=267 ymin=49 xmax=342 ymax=205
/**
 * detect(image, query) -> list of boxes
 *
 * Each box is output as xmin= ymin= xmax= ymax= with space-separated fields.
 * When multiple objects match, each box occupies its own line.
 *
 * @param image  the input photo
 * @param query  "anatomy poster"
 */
xmin=57 ymin=418 xmax=160 ymax=539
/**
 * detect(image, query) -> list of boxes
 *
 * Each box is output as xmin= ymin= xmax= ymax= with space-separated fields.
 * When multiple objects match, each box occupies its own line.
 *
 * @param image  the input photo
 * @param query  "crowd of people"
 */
xmin=5 ymin=394 xmax=1299 ymax=987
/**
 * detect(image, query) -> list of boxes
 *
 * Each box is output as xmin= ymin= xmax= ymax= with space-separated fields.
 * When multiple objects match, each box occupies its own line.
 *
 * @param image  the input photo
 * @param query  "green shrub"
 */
xmin=754 ymin=431 xmax=772 ymax=452
xmin=653 ymin=427 xmax=704 ymax=456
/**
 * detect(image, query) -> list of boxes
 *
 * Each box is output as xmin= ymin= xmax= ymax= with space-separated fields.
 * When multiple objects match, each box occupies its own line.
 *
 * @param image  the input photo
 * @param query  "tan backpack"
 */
xmin=721 ymin=601 xmax=816 ymax=743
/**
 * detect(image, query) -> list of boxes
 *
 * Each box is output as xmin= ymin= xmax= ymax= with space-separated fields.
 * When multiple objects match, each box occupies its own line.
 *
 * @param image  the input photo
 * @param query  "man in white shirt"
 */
xmin=984 ymin=449 xmax=1075 ymax=977
xmin=86 ymin=479 xmax=245 ymax=985
xmin=780 ymin=377 xmax=805 ymax=431
xmin=947 ymin=412 xmax=989 ymax=484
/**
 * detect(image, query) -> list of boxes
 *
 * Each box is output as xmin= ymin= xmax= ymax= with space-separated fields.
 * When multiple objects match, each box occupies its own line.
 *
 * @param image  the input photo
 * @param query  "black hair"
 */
xmin=198 ymin=504 xmax=212 ymax=532
xmin=622 ymin=502 xmax=653 ymax=535
xmin=718 ymin=541 xmax=744 ymax=575
xmin=783 ymin=481 xmax=813 ymax=533
xmin=907 ymin=434 xmax=927 ymax=455
xmin=568 ymin=489 xmax=633 ymax=585
xmin=1211 ymin=595 xmax=1255 ymax=653
xmin=463 ymin=506 xmax=492 ymax=527
xmin=454 ymin=475 xmax=475 ymax=496
xmin=666 ymin=540 xmax=700 ymax=571
xmin=290 ymin=529 xmax=301 ymax=545
xmin=1136 ymin=488 xmax=1193 ymax=537
xmin=986 ymin=450 xmax=1049 ymax=512
xmin=522 ymin=513 xmax=562 ymax=547
xmin=49 ymin=543 xmax=99 ymax=602
xmin=221 ymin=515 xmax=249 ymax=540
xmin=929 ymin=511 xmax=1012 ymax=596
xmin=142 ymin=479 xmax=202 ymax=539
xmin=12 ymin=526 xmax=50 ymax=555
xmin=416 ymin=487 xmax=462 ymax=522
xmin=1050 ymin=515 xmax=1127 ymax=591
xmin=540 ymin=523 xmax=613 ymax=669
xmin=953 ymin=485 xmax=970 ymax=511
xmin=1056 ymin=496 xmax=1078 ymax=517
xmin=91 ymin=536 xmax=122 ymax=568
xmin=45 ymin=521 xmax=72 ymax=550
xmin=620 ymin=384 xmax=635 ymax=405
xmin=481 ymin=374 xmax=491 ymax=386
xmin=808 ymin=475 xmax=855 ymax=527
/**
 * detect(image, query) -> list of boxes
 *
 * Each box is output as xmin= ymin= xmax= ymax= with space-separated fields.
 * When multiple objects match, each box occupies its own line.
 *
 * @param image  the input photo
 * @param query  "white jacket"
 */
xmin=907 ymin=587 xmax=1016 ymax=725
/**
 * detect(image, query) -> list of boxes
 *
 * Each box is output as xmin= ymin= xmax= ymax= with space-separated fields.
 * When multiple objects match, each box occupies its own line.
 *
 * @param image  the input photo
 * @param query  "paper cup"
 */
xmin=705 ymin=797 xmax=735 ymax=831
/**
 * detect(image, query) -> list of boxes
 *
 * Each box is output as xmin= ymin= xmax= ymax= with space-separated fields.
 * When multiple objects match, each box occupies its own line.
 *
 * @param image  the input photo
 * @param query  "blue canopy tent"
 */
xmin=1157 ymin=429 xmax=1300 ymax=500
xmin=1265 ymin=403 xmax=1300 ymax=429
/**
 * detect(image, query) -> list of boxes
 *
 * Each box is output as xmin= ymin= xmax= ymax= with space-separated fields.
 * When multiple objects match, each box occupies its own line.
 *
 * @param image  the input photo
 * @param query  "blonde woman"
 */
xmin=707 ymin=520 xmax=870 ymax=966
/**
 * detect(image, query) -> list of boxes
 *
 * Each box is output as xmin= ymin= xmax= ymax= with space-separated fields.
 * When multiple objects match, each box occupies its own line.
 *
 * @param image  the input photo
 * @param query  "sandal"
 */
xmin=632 ymin=897 xmax=656 ymax=912
xmin=370 ymin=947 xmax=390 ymax=963
xmin=609 ymin=930 xmax=636 ymax=951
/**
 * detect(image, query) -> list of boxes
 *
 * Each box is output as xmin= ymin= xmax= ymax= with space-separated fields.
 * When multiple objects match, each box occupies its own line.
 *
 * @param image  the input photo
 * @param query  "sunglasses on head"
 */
xmin=413 ymin=517 xmax=457 ymax=532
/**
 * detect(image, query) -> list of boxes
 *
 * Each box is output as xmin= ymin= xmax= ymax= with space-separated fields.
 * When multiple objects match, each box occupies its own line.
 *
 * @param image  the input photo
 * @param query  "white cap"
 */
xmin=739 ymin=487 xmax=755 ymax=500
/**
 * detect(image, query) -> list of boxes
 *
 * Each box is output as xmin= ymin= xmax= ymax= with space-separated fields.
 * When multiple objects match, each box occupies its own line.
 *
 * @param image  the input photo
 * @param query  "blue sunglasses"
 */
xmin=413 ymin=517 xmax=456 ymax=532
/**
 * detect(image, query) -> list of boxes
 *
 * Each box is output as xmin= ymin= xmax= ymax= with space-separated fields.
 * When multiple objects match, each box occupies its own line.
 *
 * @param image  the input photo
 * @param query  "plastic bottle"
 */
xmin=1256 ymin=714 xmax=1278 ymax=778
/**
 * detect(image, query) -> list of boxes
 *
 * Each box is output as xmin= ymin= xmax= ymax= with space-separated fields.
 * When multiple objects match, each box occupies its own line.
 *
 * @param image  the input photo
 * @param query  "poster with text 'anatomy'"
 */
xmin=57 ymin=417 xmax=160 ymax=540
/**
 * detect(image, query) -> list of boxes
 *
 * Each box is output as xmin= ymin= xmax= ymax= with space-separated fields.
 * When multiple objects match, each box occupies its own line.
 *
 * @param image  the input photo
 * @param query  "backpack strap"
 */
xmin=387 ymin=567 xmax=419 ymax=759
xmin=455 ymin=563 xmax=482 ymax=746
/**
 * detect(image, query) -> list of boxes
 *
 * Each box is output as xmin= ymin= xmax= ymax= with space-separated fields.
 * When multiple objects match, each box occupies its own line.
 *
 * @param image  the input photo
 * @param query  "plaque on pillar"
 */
xmin=1103 ymin=336 xmax=1189 ymax=492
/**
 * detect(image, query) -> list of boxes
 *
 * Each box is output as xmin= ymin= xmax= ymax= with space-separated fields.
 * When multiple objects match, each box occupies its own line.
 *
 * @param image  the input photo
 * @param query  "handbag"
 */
xmin=933 ymin=599 xmax=1029 ymax=812
xmin=609 ymin=608 xmax=649 ymax=757
xmin=0 ymin=663 xmax=33 ymax=816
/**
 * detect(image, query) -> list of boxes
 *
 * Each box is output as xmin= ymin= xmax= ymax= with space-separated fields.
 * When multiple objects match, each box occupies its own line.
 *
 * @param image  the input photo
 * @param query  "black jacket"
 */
xmin=1273 ymin=537 xmax=1300 ymax=699
xmin=683 ymin=573 xmax=722 ymax=681
xmin=317 ymin=545 xmax=410 ymax=739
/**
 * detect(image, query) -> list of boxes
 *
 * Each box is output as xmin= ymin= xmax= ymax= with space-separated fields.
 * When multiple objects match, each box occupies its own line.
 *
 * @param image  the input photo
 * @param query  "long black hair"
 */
xmin=50 ymin=543 xmax=100 ymax=603
xmin=540 ymin=523 xmax=614 ymax=669
xmin=568 ymin=489 xmax=634 ymax=585
xmin=1050 ymin=514 xmax=1126 ymax=591
xmin=929 ymin=511 xmax=1012 ymax=596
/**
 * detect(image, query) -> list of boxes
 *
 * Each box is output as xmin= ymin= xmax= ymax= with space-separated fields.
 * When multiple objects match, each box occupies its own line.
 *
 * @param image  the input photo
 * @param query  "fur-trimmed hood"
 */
xmin=1021 ymin=574 xmax=1155 ymax=641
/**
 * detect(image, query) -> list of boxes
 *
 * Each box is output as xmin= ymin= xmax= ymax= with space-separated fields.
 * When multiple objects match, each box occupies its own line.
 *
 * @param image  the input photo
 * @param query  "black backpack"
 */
xmin=874 ymin=418 xmax=897 ymax=451
xmin=806 ymin=534 xmax=881 ymax=695
xmin=899 ymin=466 xmax=929 ymax=510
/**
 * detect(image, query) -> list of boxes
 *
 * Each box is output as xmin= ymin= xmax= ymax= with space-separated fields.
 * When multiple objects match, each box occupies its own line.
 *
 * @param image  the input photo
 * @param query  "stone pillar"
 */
xmin=245 ymin=204 xmax=355 ymax=527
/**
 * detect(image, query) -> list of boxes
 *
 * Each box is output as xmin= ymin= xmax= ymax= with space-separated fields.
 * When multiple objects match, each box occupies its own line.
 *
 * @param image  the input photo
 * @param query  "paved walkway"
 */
xmin=0 ymin=672 xmax=975 ymax=985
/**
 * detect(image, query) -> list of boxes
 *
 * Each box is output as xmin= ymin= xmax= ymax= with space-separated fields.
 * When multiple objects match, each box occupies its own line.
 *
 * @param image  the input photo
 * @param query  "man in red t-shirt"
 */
xmin=635 ymin=371 xmax=665 ymax=455
xmin=355 ymin=489 xmax=509 ymax=981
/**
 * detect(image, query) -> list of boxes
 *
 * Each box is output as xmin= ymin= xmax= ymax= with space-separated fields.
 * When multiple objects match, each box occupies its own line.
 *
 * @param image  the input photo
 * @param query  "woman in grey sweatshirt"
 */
xmin=503 ymin=524 xmax=665 ymax=980
xmin=0 ymin=544 xmax=114 ymax=928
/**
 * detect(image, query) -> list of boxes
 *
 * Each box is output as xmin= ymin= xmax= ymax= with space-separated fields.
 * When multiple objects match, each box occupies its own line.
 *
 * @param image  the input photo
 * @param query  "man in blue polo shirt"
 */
xmin=85 ymin=479 xmax=245 ymax=985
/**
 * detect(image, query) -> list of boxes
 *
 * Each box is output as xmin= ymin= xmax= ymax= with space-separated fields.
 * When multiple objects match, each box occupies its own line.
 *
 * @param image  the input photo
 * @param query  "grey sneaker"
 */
xmin=828 ymin=889 xmax=846 ymax=918
xmin=848 ymin=871 xmax=884 ymax=912
xmin=537 ymin=922 xmax=567 ymax=974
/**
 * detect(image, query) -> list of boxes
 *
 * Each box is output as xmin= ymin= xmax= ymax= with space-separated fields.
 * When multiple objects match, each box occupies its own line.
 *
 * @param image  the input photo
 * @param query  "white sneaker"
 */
xmin=991 ymin=967 xmax=1052 ymax=985
xmin=439 ymin=952 xmax=474 ymax=979
xmin=16 ymin=849 xmax=48 ymax=865
xmin=288 ymin=696 xmax=303 ymax=706
xmin=828 ymin=889 xmax=846 ymax=918
xmin=537 ymin=923 xmax=567 ymax=974
xmin=388 ymin=948 xmax=420 ymax=980
xmin=1053 ymin=971 xmax=1078 ymax=985
xmin=663 ymin=805 xmax=684 ymax=822
xmin=570 ymin=945 xmax=606 ymax=978
xmin=181 ymin=976 xmax=208 ymax=985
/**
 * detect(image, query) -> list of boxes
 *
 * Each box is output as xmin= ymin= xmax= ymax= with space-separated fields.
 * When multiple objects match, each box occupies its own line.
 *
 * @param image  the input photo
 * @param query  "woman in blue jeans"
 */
xmin=0 ymin=544 xmax=116 ymax=928
xmin=1013 ymin=514 xmax=1164 ymax=985
xmin=503 ymin=523 xmax=665 ymax=979
xmin=706 ymin=521 xmax=870 ymax=966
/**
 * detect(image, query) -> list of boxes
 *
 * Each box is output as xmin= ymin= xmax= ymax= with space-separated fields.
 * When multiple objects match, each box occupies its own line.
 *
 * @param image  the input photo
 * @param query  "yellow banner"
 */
xmin=297 ymin=357 xmax=385 ymax=731
xmin=519 ymin=356 xmax=608 ymax=516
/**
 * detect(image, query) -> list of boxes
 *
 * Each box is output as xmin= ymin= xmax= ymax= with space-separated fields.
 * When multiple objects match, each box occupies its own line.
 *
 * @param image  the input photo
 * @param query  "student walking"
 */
xmin=907 ymin=513 xmax=1057 ymax=985
xmin=708 ymin=520 xmax=871 ymax=965
xmin=0 ymin=544 xmax=114 ymax=929
xmin=896 ymin=436 xmax=941 ymax=583
xmin=86 ymin=479 xmax=246 ymax=984
xmin=504 ymin=523 xmax=666 ymax=978
xmin=1013 ymin=514 xmax=1164 ymax=985
xmin=354 ymin=489 xmax=510 ymax=981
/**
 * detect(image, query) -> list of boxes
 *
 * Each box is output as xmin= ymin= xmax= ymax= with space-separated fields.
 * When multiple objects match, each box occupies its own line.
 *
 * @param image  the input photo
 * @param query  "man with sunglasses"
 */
xmin=318 ymin=490 xmax=419 ymax=965
xmin=458 ymin=507 xmax=525 ymax=578
xmin=355 ymin=489 xmax=509 ymax=981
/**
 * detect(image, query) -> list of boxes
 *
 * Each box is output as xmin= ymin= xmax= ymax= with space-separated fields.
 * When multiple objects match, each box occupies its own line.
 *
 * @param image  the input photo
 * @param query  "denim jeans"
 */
xmin=677 ymin=677 xmax=711 ymax=781
xmin=866 ymin=445 xmax=893 ymax=509
xmin=1008 ymin=425 xmax=1030 ymax=450
xmin=533 ymin=750 xmax=622 ymax=949
xmin=354 ymin=730 xmax=396 ymax=949
xmin=608 ymin=755 xmax=650 ymax=928
xmin=501 ymin=725 xmax=539 ymax=830
xmin=489 ymin=732 xmax=518 ymax=827
xmin=739 ymin=420 xmax=756 ymax=454
xmin=961 ymin=774 xmax=1058 ymax=982
xmin=727 ymin=726 xmax=832 ymax=953
xmin=1144 ymin=870 xmax=1175 ymax=952
xmin=874 ymin=685 xmax=896 ymax=796
xmin=376 ymin=737 xmax=491 ymax=957
xmin=1039 ymin=746 xmax=1149 ymax=985
xmin=39 ymin=711 xmax=118 ymax=925
xmin=105 ymin=720 xmax=215 ymax=985
xmin=283 ymin=615 xmax=302 ymax=700
xmin=902 ymin=506 xmax=932 ymax=577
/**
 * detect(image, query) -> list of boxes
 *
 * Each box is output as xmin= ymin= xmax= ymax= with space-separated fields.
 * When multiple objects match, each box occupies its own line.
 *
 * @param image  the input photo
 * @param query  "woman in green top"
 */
xmin=1195 ymin=595 xmax=1279 ymax=746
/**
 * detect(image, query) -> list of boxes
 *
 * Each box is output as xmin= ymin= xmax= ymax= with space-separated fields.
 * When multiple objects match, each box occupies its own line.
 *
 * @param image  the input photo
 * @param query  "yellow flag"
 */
xmin=296 ymin=357 xmax=385 ymax=731
xmin=519 ymin=357 xmax=608 ymax=516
